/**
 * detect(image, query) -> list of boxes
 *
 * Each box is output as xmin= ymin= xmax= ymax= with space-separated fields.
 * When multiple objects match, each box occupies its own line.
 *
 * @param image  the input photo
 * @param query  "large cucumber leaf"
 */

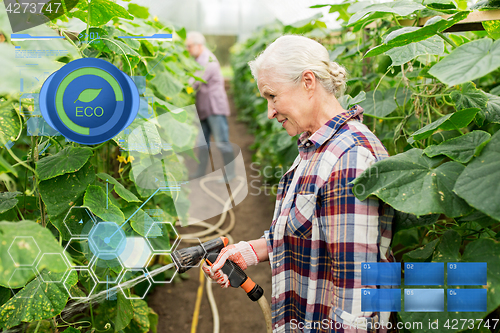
xmin=39 ymin=162 xmax=95 ymax=241
xmin=386 ymin=34 xmax=444 ymax=66
xmin=36 ymin=147 xmax=93 ymax=181
xmin=123 ymin=299 xmax=152 ymax=333
xmin=454 ymin=131 xmax=500 ymax=221
xmin=348 ymin=1 xmax=425 ymax=26
xmin=0 ymin=191 xmax=21 ymax=214
xmin=408 ymin=108 xmax=480 ymax=143
xmin=70 ymin=0 xmax=133 ymax=26
xmin=94 ymin=292 xmax=133 ymax=331
xmin=0 ymin=270 xmax=78 ymax=329
xmin=424 ymin=130 xmax=491 ymax=163
xmin=364 ymin=11 xmax=468 ymax=58
xmin=429 ymin=38 xmax=500 ymax=85
xmin=97 ymin=173 xmax=140 ymax=203
xmin=351 ymin=149 xmax=473 ymax=217
xmin=84 ymin=185 xmax=125 ymax=223
xmin=0 ymin=221 xmax=68 ymax=288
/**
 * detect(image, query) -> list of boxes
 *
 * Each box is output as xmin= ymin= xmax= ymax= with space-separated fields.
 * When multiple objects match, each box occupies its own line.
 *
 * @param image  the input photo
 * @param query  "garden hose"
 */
xmin=178 ymin=176 xmax=272 ymax=333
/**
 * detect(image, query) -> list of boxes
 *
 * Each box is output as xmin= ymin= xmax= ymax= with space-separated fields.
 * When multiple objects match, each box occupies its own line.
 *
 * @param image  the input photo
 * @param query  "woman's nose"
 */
xmin=267 ymin=104 xmax=277 ymax=120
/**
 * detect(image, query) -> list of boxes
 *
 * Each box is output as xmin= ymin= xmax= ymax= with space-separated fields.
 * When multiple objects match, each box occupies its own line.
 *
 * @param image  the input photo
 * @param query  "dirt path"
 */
xmin=148 ymin=82 xmax=275 ymax=333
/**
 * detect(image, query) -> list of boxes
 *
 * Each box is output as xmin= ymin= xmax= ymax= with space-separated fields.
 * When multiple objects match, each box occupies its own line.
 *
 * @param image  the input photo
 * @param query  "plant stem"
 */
xmin=33 ymin=321 xmax=42 ymax=333
xmin=438 ymin=32 xmax=458 ymax=49
xmin=86 ymin=0 xmax=91 ymax=45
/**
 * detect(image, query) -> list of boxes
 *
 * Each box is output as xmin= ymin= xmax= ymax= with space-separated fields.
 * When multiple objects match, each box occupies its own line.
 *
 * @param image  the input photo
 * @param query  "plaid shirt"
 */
xmin=263 ymin=105 xmax=394 ymax=333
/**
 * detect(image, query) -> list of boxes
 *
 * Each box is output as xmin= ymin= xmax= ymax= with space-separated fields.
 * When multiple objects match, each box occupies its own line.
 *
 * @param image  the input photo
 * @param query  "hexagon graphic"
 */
xmin=89 ymin=256 xmax=124 ymax=283
xmin=36 ymin=253 xmax=70 ymax=283
xmin=175 ymin=237 xmax=206 ymax=272
xmin=145 ymin=221 xmax=179 ymax=252
xmin=88 ymin=222 xmax=126 ymax=260
xmin=8 ymin=268 xmax=40 ymax=298
xmin=8 ymin=236 xmax=41 ymax=267
xmin=145 ymin=254 xmax=177 ymax=283
xmin=63 ymin=268 xmax=97 ymax=299
xmin=64 ymin=238 xmax=94 ymax=268
xmin=63 ymin=206 xmax=97 ymax=237
xmin=118 ymin=237 xmax=152 ymax=268
xmin=118 ymin=268 xmax=152 ymax=299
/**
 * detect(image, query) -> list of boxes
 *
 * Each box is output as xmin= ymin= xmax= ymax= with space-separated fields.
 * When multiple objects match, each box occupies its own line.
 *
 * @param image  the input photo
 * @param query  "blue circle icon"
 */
xmin=39 ymin=58 xmax=139 ymax=145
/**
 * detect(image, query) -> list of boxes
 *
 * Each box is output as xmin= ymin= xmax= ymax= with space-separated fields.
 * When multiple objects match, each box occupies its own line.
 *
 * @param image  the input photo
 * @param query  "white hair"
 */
xmin=186 ymin=31 xmax=206 ymax=45
xmin=249 ymin=35 xmax=347 ymax=97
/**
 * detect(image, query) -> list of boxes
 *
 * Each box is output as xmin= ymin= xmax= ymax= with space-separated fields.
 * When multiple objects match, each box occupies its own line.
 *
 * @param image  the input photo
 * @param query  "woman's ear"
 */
xmin=302 ymin=70 xmax=316 ymax=95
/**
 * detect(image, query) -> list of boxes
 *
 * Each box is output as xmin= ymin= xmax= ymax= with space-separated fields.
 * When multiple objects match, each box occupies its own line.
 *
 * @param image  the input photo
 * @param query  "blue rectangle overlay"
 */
xmin=405 ymin=262 xmax=444 ymax=286
xmin=361 ymin=262 xmax=401 ymax=286
xmin=447 ymin=289 xmax=487 ymax=312
xmin=361 ymin=289 xmax=401 ymax=312
xmin=404 ymin=289 xmax=444 ymax=312
xmin=447 ymin=263 xmax=487 ymax=285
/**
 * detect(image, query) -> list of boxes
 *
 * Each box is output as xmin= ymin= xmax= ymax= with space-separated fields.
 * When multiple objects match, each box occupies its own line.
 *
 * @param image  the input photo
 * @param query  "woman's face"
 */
xmin=257 ymin=70 xmax=311 ymax=137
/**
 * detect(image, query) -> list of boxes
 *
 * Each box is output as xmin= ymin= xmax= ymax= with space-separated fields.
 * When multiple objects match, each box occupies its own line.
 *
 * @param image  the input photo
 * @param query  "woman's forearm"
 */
xmin=249 ymin=238 xmax=269 ymax=262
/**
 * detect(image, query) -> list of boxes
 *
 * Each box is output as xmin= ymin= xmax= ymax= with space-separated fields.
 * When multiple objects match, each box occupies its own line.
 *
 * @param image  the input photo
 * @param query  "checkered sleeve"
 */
xmin=318 ymin=145 xmax=383 ymax=332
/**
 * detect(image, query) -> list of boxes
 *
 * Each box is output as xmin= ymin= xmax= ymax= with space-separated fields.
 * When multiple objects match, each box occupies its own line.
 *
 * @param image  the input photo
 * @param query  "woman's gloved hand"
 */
xmin=202 ymin=241 xmax=259 ymax=288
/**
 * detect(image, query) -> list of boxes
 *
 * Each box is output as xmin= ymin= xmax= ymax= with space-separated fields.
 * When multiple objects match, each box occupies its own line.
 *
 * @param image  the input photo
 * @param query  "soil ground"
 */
xmin=148 ymin=83 xmax=275 ymax=333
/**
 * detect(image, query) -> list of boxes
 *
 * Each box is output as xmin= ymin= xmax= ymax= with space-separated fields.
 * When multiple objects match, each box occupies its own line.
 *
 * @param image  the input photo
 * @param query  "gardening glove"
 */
xmin=202 ymin=241 xmax=259 ymax=288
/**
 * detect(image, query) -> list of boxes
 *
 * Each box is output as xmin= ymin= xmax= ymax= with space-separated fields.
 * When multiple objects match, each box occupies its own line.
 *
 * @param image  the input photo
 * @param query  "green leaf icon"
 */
xmin=74 ymin=88 xmax=102 ymax=103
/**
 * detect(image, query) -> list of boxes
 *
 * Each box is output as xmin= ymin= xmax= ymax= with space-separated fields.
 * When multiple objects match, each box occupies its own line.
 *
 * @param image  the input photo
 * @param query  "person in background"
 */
xmin=186 ymin=31 xmax=235 ymax=182
xmin=203 ymin=35 xmax=395 ymax=332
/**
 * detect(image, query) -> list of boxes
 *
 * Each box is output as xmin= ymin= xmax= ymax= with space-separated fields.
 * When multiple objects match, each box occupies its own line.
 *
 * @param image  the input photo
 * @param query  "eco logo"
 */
xmin=39 ymin=58 xmax=139 ymax=145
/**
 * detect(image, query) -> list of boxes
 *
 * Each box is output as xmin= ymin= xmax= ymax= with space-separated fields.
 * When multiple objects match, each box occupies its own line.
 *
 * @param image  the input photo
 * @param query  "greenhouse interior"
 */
xmin=0 ymin=0 xmax=499 ymax=332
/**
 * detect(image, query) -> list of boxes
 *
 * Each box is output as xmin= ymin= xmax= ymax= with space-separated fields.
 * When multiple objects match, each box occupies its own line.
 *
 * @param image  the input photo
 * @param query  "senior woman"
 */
xmin=203 ymin=35 xmax=394 ymax=333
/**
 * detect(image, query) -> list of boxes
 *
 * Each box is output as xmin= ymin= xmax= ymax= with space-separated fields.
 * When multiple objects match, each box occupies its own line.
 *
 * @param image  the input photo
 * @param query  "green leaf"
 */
xmin=84 ymin=185 xmax=125 ymax=223
xmin=424 ymin=131 xmax=491 ymax=163
xmin=36 ymin=147 xmax=93 ymax=181
xmin=150 ymin=71 xmax=184 ymax=98
xmin=424 ymin=0 xmax=458 ymax=13
xmin=62 ymin=327 xmax=81 ymax=333
xmin=0 ymin=155 xmax=17 ymax=176
xmin=428 ymin=38 xmax=500 ymax=86
xmin=348 ymin=1 xmax=425 ymax=26
xmin=71 ymin=0 xmax=133 ymax=26
xmin=95 ymin=293 xmax=133 ymax=331
xmin=0 ymin=270 xmax=77 ymax=329
xmin=123 ymin=299 xmax=151 ymax=333
xmin=97 ymin=173 xmax=140 ymax=202
xmin=329 ymin=46 xmax=347 ymax=61
xmin=482 ymin=20 xmax=500 ymax=40
xmin=104 ymin=39 xmax=140 ymax=57
xmin=385 ymin=35 xmax=444 ymax=66
xmin=393 ymin=211 xmax=440 ymax=233
xmin=39 ymin=162 xmax=95 ymax=241
xmin=481 ymin=93 xmax=500 ymax=124
xmin=339 ymin=91 xmax=366 ymax=110
xmin=359 ymin=88 xmax=409 ymax=118
xmin=0 ymin=220 xmax=68 ymax=287
xmin=352 ymin=149 xmax=473 ymax=217
xmin=163 ymin=113 xmax=194 ymax=148
xmin=432 ymin=229 xmax=461 ymax=262
xmin=409 ymin=108 xmax=480 ymax=142
xmin=74 ymin=88 xmax=102 ymax=103
xmin=0 ymin=108 xmax=21 ymax=145
xmin=400 ymin=237 xmax=500 ymax=332
xmin=127 ymin=3 xmax=149 ymax=19
xmin=148 ymin=307 xmax=159 ymax=333
xmin=364 ymin=11 xmax=469 ymax=58
xmin=454 ymin=131 xmax=500 ymax=221
xmin=403 ymin=238 xmax=439 ymax=262
xmin=0 ymin=191 xmax=21 ymax=214
xmin=450 ymin=82 xmax=488 ymax=111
